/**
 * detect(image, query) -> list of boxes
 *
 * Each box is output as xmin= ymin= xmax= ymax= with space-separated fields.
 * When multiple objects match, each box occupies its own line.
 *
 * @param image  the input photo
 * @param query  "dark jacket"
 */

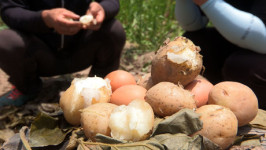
xmin=0 ymin=0 xmax=120 ymax=50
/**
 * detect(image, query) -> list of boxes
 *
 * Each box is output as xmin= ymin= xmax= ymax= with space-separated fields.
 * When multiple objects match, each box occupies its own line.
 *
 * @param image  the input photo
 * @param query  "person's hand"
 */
xmin=193 ymin=0 xmax=208 ymax=6
xmin=83 ymin=2 xmax=105 ymax=30
xmin=42 ymin=8 xmax=83 ymax=35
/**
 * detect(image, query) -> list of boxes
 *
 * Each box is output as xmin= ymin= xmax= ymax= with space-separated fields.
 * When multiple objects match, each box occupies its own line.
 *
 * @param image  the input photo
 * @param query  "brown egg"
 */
xmin=105 ymin=70 xmax=137 ymax=92
xmin=110 ymin=85 xmax=147 ymax=105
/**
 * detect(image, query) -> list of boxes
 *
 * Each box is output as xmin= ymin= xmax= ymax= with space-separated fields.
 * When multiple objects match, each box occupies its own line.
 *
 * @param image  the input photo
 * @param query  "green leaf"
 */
xmin=151 ymin=109 xmax=203 ymax=136
xmin=29 ymin=113 xmax=72 ymax=147
xmin=152 ymin=133 xmax=200 ymax=150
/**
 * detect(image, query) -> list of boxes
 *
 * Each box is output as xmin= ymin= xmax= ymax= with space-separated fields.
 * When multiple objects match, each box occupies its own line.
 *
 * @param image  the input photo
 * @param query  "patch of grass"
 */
xmin=117 ymin=0 xmax=184 ymax=53
xmin=0 ymin=18 xmax=8 ymax=30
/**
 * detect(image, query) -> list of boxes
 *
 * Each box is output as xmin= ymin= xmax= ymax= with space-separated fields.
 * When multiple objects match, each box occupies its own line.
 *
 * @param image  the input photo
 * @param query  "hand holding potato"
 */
xmin=42 ymin=8 xmax=83 ymax=35
xmin=81 ymin=2 xmax=105 ymax=30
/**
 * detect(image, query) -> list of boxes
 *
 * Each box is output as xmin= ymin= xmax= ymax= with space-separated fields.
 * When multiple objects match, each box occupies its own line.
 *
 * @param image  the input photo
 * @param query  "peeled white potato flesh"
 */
xmin=109 ymin=99 xmax=154 ymax=142
xmin=167 ymin=46 xmax=198 ymax=69
xmin=72 ymin=77 xmax=112 ymax=107
xmin=79 ymin=14 xmax=96 ymax=25
xmin=59 ymin=76 xmax=112 ymax=125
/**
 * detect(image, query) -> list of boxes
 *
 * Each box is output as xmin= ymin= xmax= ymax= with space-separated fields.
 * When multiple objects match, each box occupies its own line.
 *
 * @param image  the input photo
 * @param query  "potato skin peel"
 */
xmin=60 ymin=83 xmax=84 ymax=126
xmin=151 ymin=36 xmax=203 ymax=87
xmin=60 ymin=77 xmax=112 ymax=126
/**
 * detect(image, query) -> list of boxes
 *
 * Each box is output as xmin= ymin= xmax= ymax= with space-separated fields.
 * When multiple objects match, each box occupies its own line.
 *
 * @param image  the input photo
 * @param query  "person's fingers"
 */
xmin=57 ymin=15 xmax=83 ymax=28
xmin=89 ymin=2 xmax=105 ymax=23
xmin=95 ymin=10 xmax=104 ymax=24
xmin=89 ymin=2 xmax=100 ymax=14
xmin=63 ymin=11 xmax=80 ymax=20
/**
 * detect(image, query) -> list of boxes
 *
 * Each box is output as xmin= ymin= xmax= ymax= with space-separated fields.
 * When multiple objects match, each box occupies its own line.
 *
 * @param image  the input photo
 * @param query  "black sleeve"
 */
xmin=0 ymin=0 xmax=51 ymax=33
xmin=96 ymin=0 xmax=120 ymax=20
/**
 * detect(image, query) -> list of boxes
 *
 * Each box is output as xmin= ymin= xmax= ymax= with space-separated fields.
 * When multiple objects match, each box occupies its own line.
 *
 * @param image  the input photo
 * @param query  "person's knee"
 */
xmin=0 ymin=29 xmax=26 ymax=57
xmin=222 ymin=51 xmax=259 ymax=81
xmin=103 ymin=19 xmax=126 ymax=48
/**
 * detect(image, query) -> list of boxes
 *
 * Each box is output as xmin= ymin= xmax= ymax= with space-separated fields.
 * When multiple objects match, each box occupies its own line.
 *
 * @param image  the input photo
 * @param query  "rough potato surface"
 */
xmin=208 ymin=81 xmax=258 ymax=127
xmin=80 ymin=103 xmax=117 ymax=141
xmin=151 ymin=36 xmax=203 ymax=87
xmin=145 ymin=82 xmax=196 ymax=117
xmin=194 ymin=105 xmax=238 ymax=149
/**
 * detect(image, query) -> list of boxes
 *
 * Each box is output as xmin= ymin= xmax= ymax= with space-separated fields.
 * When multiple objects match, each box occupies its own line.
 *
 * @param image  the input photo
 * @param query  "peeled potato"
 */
xmin=80 ymin=103 xmax=117 ymax=141
xmin=145 ymin=82 xmax=196 ymax=117
xmin=60 ymin=77 xmax=112 ymax=126
xmin=151 ymin=36 xmax=203 ymax=87
xmin=79 ymin=14 xmax=96 ymax=25
xmin=109 ymin=99 xmax=154 ymax=142
xmin=208 ymin=81 xmax=258 ymax=127
xmin=193 ymin=105 xmax=238 ymax=149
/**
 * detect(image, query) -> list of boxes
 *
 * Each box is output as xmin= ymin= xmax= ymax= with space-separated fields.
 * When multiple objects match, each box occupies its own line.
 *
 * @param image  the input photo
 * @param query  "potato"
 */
xmin=145 ymin=82 xmax=196 ymax=117
xmin=185 ymin=77 xmax=214 ymax=108
xmin=80 ymin=103 xmax=117 ymax=141
xmin=109 ymin=99 xmax=154 ymax=142
xmin=151 ymin=36 xmax=203 ymax=87
xmin=136 ymin=73 xmax=154 ymax=90
xmin=79 ymin=14 xmax=97 ymax=25
xmin=194 ymin=105 xmax=238 ymax=149
xmin=208 ymin=81 xmax=258 ymax=127
xmin=60 ymin=77 xmax=112 ymax=126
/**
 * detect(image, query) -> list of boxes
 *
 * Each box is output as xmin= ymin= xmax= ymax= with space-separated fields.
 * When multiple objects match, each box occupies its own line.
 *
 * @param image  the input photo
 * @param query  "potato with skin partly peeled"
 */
xmin=109 ymin=99 xmax=154 ymax=142
xmin=193 ymin=105 xmax=238 ymax=150
xmin=208 ymin=81 xmax=258 ymax=127
xmin=151 ymin=36 xmax=203 ymax=87
xmin=145 ymin=82 xmax=196 ymax=117
xmin=60 ymin=77 xmax=112 ymax=126
xmin=79 ymin=14 xmax=97 ymax=25
xmin=80 ymin=103 xmax=117 ymax=141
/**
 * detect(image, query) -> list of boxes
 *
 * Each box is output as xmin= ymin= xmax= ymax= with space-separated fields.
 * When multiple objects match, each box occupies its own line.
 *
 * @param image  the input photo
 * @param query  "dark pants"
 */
xmin=183 ymin=28 xmax=266 ymax=109
xmin=0 ymin=19 xmax=126 ymax=95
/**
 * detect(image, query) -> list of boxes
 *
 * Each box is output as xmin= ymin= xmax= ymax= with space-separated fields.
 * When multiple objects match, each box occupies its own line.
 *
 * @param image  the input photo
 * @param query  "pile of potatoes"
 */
xmin=59 ymin=36 xmax=259 ymax=149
